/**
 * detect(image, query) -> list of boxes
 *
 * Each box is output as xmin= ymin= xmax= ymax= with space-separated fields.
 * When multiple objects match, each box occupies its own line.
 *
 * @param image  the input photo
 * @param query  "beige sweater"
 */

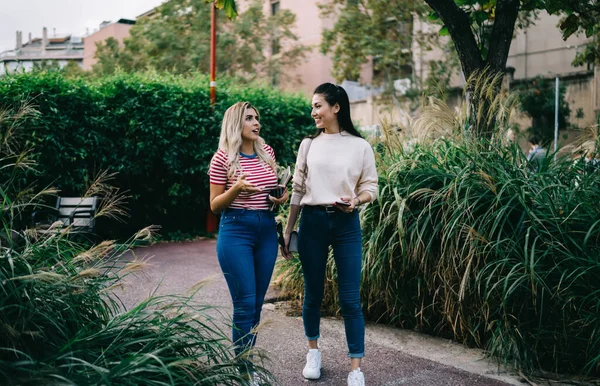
xmin=290 ymin=131 xmax=378 ymax=206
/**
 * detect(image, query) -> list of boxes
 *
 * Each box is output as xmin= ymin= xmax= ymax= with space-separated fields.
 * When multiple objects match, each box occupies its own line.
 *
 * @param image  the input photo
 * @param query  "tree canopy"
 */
xmin=93 ymin=0 xmax=306 ymax=83
xmin=425 ymin=0 xmax=600 ymax=80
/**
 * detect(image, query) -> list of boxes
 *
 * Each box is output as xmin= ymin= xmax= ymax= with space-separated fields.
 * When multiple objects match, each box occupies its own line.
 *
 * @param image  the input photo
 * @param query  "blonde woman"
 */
xmin=209 ymin=102 xmax=288 ymax=379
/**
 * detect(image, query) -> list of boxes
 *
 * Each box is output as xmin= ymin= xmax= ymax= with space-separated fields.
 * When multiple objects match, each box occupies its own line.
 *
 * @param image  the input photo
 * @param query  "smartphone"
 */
xmin=289 ymin=231 xmax=299 ymax=253
xmin=268 ymin=185 xmax=285 ymax=199
xmin=335 ymin=201 xmax=351 ymax=206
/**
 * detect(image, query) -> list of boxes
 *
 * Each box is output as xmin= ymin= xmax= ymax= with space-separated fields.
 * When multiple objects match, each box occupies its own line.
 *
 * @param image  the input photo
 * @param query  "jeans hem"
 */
xmin=306 ymin=334 xmax=320 ymax=341
xmin=348 ymin=353 xmax=364 ymax=358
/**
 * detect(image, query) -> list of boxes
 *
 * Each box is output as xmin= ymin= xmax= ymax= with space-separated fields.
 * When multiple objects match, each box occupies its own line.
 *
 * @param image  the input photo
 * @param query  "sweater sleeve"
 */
xmin=356 ymin=142 xmax=378 ymax=202
xmin=290 ymin=139 xmax=310 ymax=206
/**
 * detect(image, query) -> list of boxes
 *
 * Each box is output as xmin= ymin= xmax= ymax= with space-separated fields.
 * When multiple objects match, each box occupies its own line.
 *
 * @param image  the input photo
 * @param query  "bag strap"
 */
xmin=301 ymin=138 xmax=314 ymax=181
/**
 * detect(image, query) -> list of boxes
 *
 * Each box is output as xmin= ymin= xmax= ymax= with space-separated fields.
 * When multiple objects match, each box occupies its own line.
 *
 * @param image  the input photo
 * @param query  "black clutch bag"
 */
xmin=277 ymin=222 xmax=299 ymax=253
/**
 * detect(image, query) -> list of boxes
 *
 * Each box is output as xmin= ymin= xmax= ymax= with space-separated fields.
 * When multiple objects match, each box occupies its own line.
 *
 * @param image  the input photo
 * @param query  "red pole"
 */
xmin=210 ymin=2 xmax=217 ymax=105
xmin=206 ymin=1 xmax=218 ymax=234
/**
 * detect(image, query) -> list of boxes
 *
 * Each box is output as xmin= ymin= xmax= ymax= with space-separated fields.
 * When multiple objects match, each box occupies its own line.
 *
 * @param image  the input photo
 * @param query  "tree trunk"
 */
xmin=424 ymin=0 xmax=522 ymax=137
xmin=424 ymin=0 xmax=483 ymax=80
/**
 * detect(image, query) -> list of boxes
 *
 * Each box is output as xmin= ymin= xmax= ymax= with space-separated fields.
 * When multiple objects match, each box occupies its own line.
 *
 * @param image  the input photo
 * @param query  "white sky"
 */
xmin=0 ymin=0 xmax=166 ymax=53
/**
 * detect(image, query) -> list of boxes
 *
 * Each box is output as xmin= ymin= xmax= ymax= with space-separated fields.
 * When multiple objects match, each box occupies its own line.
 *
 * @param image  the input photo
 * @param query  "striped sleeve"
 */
xmin=264 ymin=144 xmax=276 ymax=162
xmin=209 ymin=150 xmax=228 ymax=185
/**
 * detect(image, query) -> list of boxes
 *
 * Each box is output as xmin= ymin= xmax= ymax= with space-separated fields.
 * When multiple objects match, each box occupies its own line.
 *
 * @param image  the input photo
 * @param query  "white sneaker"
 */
xmin=251 ymin=372 xmax=261 ymax=386
xmin=347 ymin=368 xmax=365 ymax=386
xmin=302 ymin=349 xmax=322 ymax=379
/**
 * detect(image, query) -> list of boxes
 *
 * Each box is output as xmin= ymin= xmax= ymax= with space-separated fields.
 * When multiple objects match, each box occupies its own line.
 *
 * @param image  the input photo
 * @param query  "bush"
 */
xmin=0 ymin=103 xmax=271 ymax=385
xmin=0 ymin=71 xmax=313 ymax=239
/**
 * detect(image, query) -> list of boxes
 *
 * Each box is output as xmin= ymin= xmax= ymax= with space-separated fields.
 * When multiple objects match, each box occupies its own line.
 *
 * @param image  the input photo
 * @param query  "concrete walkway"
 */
xmin=117 ymin=239 xmax=526 ymax=386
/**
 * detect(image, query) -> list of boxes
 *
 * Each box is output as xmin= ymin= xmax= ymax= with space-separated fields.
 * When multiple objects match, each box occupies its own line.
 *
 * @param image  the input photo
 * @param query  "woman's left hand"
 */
xmin=337 ymin=197 xmax=357 ymax=213
xmin=269 ymin=189 xmax=289 ymax=206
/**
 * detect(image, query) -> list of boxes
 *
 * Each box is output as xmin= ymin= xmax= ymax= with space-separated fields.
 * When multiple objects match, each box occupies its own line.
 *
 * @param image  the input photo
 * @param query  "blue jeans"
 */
xmin=298 ymin=206 xmax=365 ymax=358
xmin=216 ymin=208 xmax=278 ymax=355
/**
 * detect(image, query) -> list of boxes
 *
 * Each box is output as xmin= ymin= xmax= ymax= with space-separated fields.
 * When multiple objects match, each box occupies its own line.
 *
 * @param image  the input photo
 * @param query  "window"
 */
xmin=271 ymin=1 xmax=281 ymax=55
xmin=271 ymin=1 xmax=280 ymax=16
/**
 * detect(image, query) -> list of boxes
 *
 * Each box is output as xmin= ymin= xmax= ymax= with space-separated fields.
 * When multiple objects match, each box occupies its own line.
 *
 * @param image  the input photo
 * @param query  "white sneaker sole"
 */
xmin=302 ymin=368 xmax=321 ymax=380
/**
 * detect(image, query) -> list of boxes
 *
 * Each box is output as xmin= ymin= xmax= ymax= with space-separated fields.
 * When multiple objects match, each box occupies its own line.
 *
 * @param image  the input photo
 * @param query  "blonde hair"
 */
xmin=217 ymin=102 xmax=277 ymax=179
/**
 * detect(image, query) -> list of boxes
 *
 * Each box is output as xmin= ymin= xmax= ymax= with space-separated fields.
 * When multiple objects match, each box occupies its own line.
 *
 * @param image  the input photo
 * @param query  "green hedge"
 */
xmin=0 ymin=71 xmax=313 ymax=238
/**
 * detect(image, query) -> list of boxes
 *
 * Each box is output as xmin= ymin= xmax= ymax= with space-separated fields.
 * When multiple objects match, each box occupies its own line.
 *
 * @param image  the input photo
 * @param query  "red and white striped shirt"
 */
xmin=209 ymin=144 xmax=278 ymax=210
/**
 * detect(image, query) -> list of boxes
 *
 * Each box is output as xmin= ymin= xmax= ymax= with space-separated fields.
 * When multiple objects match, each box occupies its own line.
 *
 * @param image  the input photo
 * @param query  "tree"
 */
xmin=425 ymin=0 xmax=600 ymax=81
xmin=61 ymin=61 xmax=87 ymax=79
xmin=423 ymin=0 xmax=598 ymax=136
xmin=319 ymin=0 xmax=439 ymax=103
xmin=92 ymin=37 xmax=133 ymax=75
xmin=93 ymin=0 xmax=306 ymax=84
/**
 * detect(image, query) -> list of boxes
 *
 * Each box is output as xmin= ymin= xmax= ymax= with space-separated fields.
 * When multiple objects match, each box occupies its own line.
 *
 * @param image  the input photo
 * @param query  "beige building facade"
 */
xmin=83 ymin=19 xmax=135 ymax=70
xmin=237 ymin=0 xmax=337 ymax=95
xmin=506 ymin=12 xmax=599 ymax=130
xmin=241 ymin=0 xmax=394 ymax=130
xmin=258 ymin=3 xmax=599 ymax=134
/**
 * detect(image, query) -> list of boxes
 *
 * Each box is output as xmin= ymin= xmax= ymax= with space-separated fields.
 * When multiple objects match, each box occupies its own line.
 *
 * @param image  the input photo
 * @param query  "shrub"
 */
xmin=0 ymin=71 xmax=313 ymax=239
xmin=0 ymin=103 xmax=271 ymax=385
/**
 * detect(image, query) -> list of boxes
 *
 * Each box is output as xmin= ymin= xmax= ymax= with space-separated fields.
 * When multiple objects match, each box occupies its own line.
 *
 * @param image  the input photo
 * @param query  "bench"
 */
xmin=32 ymin=197 xmax=99 ymax=233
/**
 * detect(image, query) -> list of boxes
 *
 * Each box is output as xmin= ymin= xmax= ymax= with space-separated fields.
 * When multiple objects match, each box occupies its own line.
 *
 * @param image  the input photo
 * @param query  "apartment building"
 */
xmin=83 ymin=19 xmax=135 ymax=70
xmin=506 ymin=13 xmax=599 ymax=129
xmin=0 ymin=28 xmax=84 ymax=75
xmin=243 ymin=0 xmax=399 ymax=130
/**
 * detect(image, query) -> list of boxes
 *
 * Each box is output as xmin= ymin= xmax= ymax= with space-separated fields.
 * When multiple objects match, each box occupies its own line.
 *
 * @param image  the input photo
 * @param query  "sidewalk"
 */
xmin=117 ymin=239 xmax=524 ymax=386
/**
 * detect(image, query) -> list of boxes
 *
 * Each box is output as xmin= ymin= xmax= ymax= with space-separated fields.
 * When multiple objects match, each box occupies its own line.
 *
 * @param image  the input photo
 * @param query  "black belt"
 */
xmin=305 ymin=205 xmax=339 ymax=213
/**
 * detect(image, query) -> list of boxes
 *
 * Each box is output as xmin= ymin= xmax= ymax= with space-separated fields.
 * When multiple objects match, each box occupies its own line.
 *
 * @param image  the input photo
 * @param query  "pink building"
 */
xmin=239 ymin=0 xmax=383 ymax=128
xmin=253 ymin=0 xmax=336 ymax=95
xmin=82 ymin=19 xmax=135 ymax=70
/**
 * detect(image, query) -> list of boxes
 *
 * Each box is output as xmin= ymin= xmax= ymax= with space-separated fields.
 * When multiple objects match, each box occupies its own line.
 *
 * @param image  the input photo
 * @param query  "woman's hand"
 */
xmin=337 ymin=196 xmax=357 ymax=213
xmin=234 ymin=173 xmax=261 ymax=194
xmin=280 ymin=232 xmax=295 ymax=260
xmin=269 ymin=186 xmax=289 ymax=206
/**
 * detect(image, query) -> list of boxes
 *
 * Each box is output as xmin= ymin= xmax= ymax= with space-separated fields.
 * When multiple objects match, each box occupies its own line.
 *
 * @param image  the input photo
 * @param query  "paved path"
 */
xmin=117 ymin=239 xmax=524 ymax=386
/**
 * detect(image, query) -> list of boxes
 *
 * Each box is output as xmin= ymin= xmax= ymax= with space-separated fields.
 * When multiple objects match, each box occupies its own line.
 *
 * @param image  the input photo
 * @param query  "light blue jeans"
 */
xmin=216 ymin=208 xmax=278 ymax=355
xmin=298 ymin=205 xmax=365 ymax=358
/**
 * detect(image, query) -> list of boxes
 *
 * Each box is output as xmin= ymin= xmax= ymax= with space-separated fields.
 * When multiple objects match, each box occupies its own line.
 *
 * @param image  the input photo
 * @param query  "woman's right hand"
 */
xmin=234 ymin=173 xmax=261 ymax=194
xmin=281 ymin=232 xmax=294 ymax=260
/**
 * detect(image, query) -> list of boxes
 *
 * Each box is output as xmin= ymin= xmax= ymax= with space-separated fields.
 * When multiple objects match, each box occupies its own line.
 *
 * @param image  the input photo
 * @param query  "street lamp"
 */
xmin=210 ymin=1 xmax=217 ymax=105
xmin=208 ymin=0 xmax=237 ymax=106
xmin=206 ymin=0 xmax=237 ymax=233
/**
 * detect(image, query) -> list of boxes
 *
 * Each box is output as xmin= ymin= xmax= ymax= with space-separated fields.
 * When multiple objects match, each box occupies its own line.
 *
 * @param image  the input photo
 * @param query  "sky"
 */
xmin=0 ymin=0 xmax=166 ymax=53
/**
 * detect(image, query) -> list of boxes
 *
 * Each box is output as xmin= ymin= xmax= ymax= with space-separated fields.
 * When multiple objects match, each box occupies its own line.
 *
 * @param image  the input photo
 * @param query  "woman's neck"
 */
xmin=240 ymin=141 xmax=255 ymax=155
xmin=323 ymin=121 xmax=341 ymax=134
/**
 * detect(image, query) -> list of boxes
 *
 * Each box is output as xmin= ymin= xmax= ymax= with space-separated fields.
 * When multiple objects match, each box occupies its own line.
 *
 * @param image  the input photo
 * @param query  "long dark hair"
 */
xmin=308 ymin=83 xmax=362 ymax=139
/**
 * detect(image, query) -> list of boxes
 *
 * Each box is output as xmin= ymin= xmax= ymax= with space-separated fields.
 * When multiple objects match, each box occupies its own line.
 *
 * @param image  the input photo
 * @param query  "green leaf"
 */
xmin=585 ymin=26 xmax=594 ymax=38
xmin=211 ymin=0 xmax=238 ymax=19
xmin=473 ymin=10 xmax=490 ymax=25
xmin=559 ymin=13 xmax=579 ymax=40
xmin=427 ymin=10 xmax=440 ymax=21
xmin=439 ymin=26 xmax=450 ymax=36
